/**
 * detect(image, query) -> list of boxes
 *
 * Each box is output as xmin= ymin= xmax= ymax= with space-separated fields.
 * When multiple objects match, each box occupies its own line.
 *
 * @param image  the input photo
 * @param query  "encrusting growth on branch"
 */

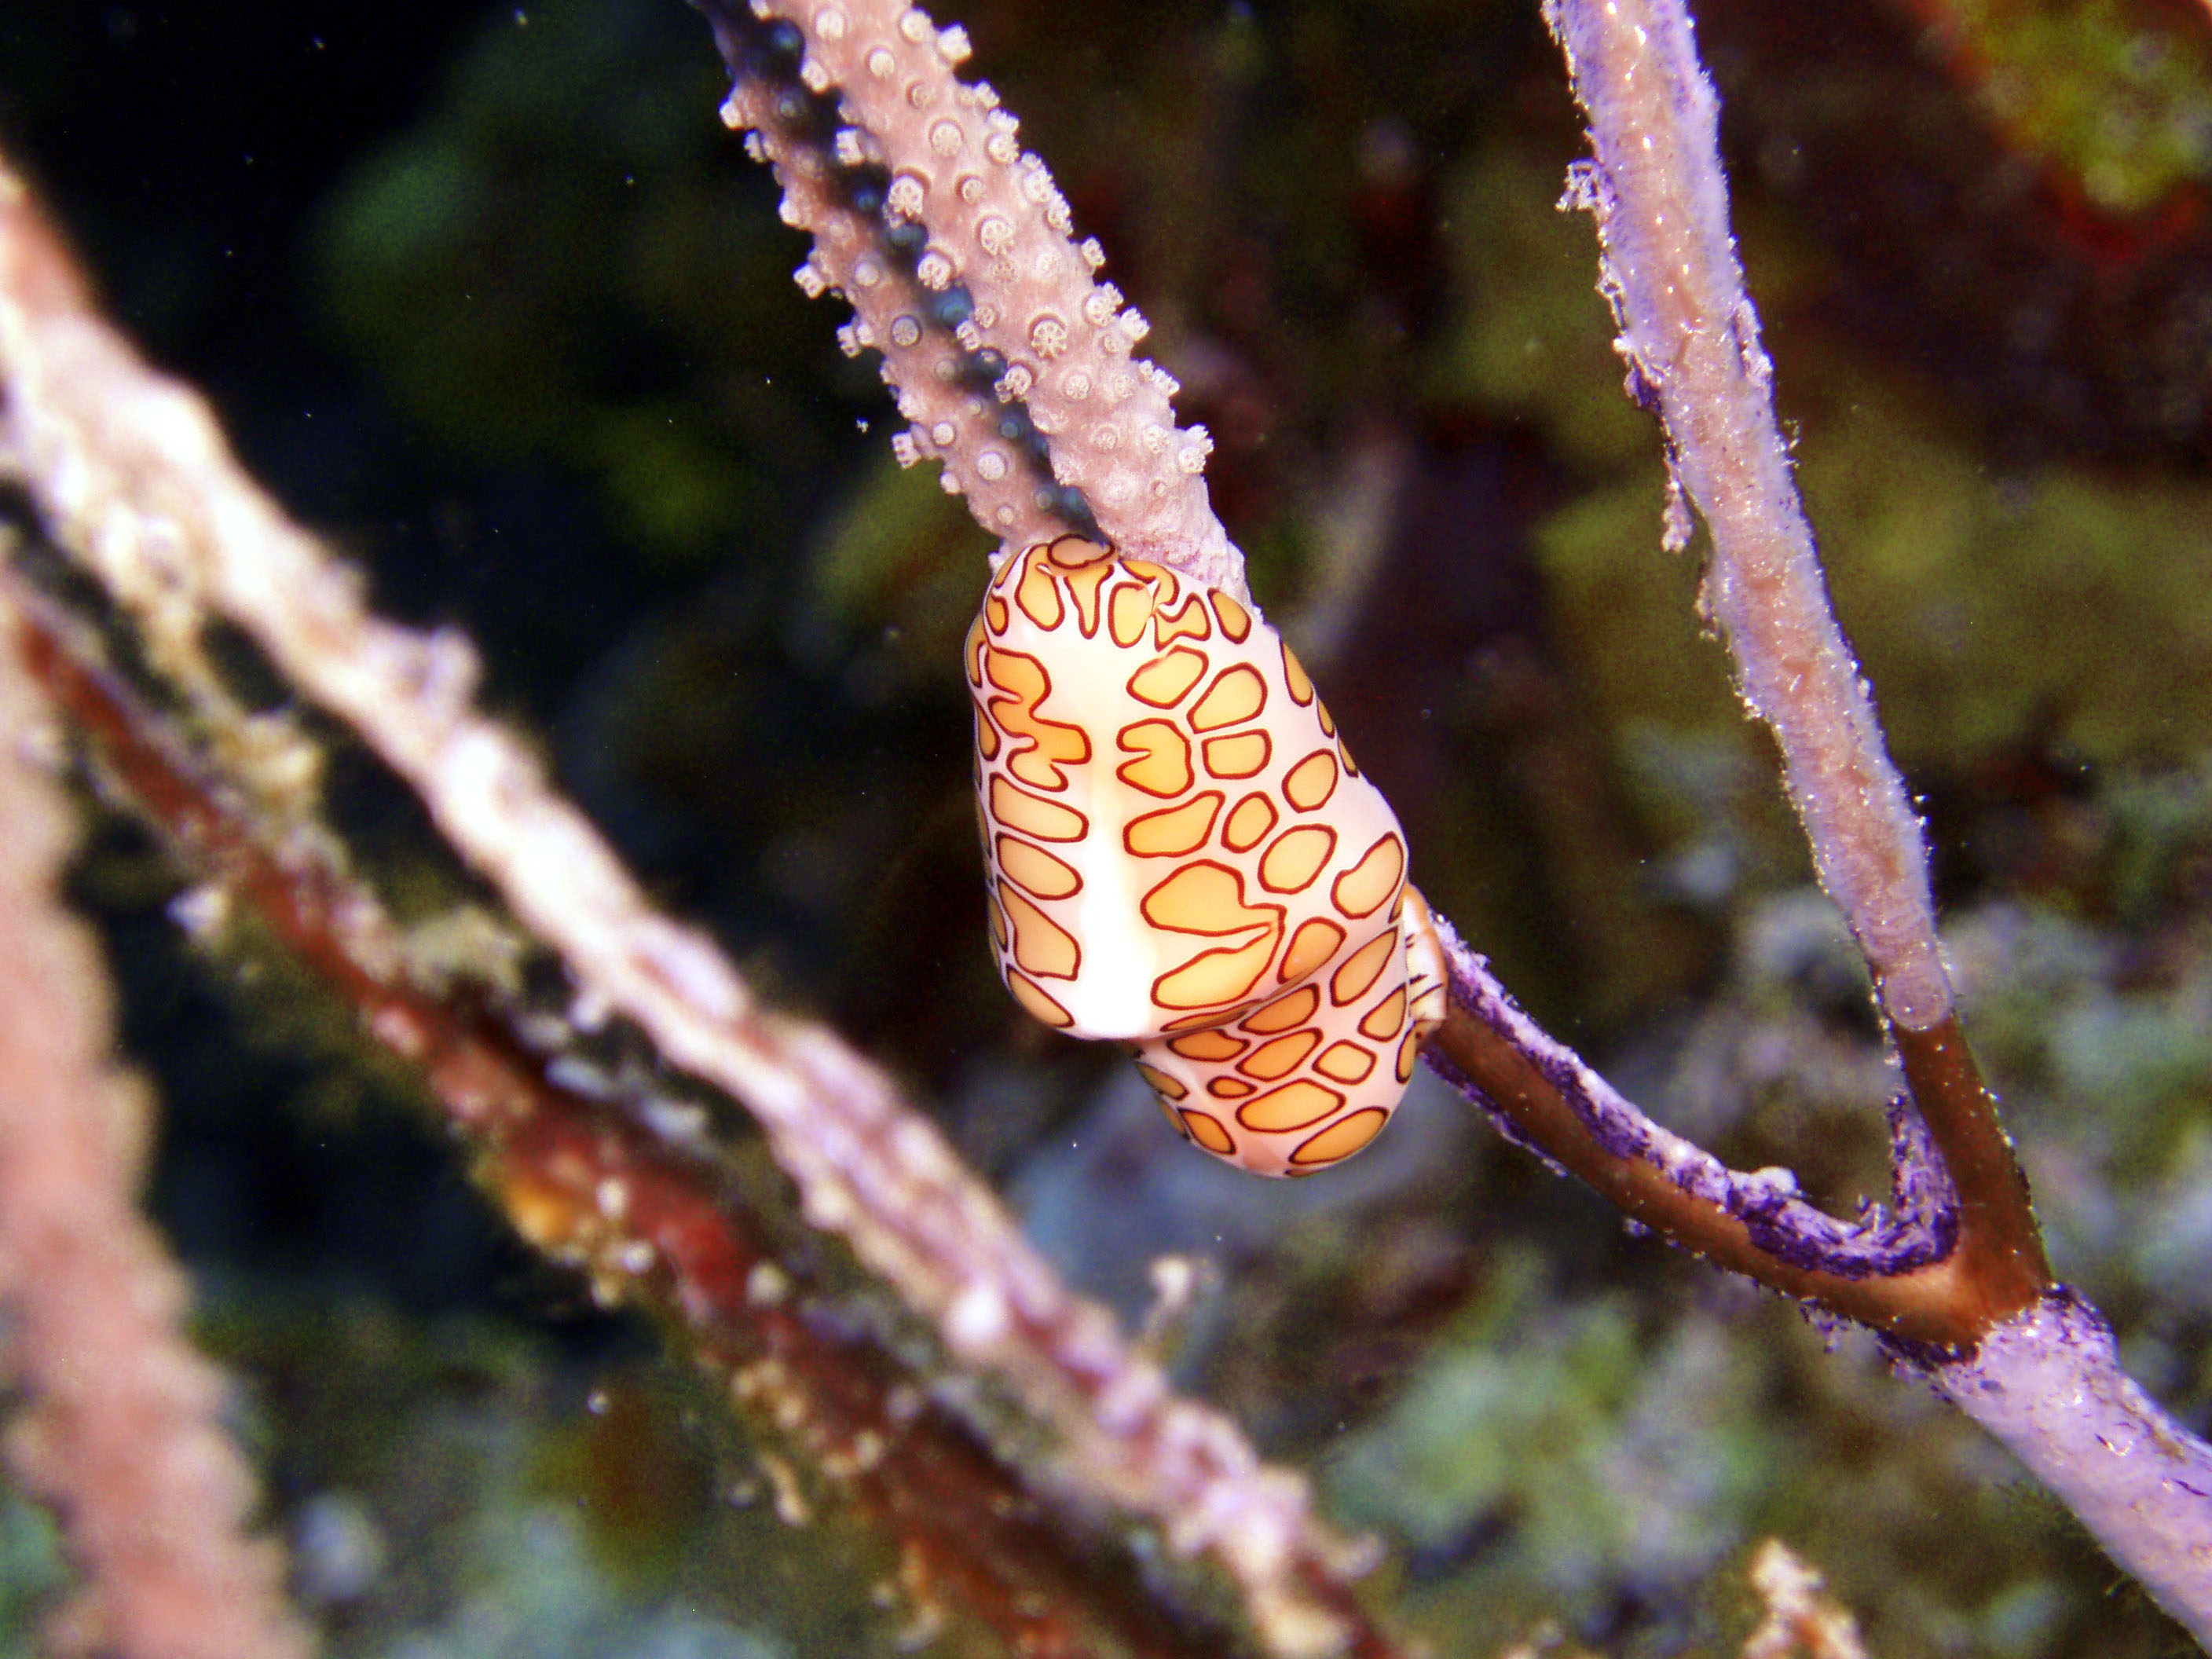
xmin=1928 ymin=1287 xmax=2212 ymax=1639
xmin=1516 ymin=0 xmax=2050 ymax=1340
xmin=1525 ymin=0 xmax=2212 ymax=1639
xmin=1429 ymin=925 xmax=2015 ymax=1352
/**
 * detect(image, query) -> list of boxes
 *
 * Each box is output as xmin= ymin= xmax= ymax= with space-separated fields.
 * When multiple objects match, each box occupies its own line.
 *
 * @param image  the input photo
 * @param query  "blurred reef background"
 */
xmin=1 ymin=0 xmax=2210 ymax=1653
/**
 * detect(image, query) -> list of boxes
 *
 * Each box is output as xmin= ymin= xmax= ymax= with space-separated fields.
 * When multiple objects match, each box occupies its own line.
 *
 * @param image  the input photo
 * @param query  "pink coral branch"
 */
xmin=0 ymin=584 xmax=309 ymax=1659
xmin=698 ymin=0 xmax=1247 ymax=596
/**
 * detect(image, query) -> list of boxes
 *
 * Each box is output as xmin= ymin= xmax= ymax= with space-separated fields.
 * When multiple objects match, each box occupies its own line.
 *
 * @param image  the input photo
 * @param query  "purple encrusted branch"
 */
xmin=1516 ymin=0 xmax=2055 ymax=1332
xmin=1529 ymin=0 xmax=2043 ymax=1350
xmin=1431 ymin=919 xmax=1955 ymax=1287
xmin=1422 ymin=0 xmax=2209 ymax=1639
xmin=1930 ymin=1291 xmax=2212 ymax=1642
xmin=1397 ymin=0 xmax=2053 ymax=1380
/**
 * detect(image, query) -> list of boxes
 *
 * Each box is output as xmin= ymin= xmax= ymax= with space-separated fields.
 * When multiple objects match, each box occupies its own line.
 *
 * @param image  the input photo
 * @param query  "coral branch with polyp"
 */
xmin=0 ymin=144 xmax=1386 ymax=1659
xmin=693 ymin=0 xmax=2210 ymax=1637
xmin=697 ymin=0 xmax=1244 ymax=596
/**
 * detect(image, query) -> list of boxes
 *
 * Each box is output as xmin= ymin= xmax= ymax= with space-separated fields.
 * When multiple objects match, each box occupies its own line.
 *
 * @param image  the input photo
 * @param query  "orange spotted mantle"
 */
xmin=969 ymin=535 xmax=1447 ymax=1177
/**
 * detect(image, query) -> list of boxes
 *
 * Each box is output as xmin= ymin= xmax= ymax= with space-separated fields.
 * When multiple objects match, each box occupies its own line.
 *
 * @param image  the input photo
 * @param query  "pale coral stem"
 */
xmin=1544 ymin=0 xmax=1952 ymax=1031
xmin=0 ymin=585 xmax=310 ymax=1659
xmin=704 ymin=0 xmax=1248 ymax=596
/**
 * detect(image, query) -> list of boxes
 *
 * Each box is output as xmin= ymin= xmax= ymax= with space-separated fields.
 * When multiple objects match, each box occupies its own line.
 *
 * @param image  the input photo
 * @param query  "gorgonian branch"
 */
xmin=1527 ymin=0 xmax=2212 ymax=1639
xmin=1541 ymin=0 xmax=1950 ymax=1038
xmin=1430 ymin=925 xmax=1973 ymax=1340
xmin=694 ymin=0 xmax=1247 ymax=597
xmin=1527 ymin=0 xmax=2049 ymax=1333
xmin=1533 ymin=0 xmax=2045 ymax=1350
xmin=690 ymin=0 xmax=2052 ymax=1340
xmin=1927 ymin=1289 xmax=2212 ymax=1644
xmin=0 ymin=577 xmax=309 ymax=1659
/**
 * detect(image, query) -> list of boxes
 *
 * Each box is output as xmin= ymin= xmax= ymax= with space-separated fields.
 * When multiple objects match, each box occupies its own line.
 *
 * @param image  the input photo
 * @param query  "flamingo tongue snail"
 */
xmin=969 ymin=535 xmax=1447 ymax=1177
